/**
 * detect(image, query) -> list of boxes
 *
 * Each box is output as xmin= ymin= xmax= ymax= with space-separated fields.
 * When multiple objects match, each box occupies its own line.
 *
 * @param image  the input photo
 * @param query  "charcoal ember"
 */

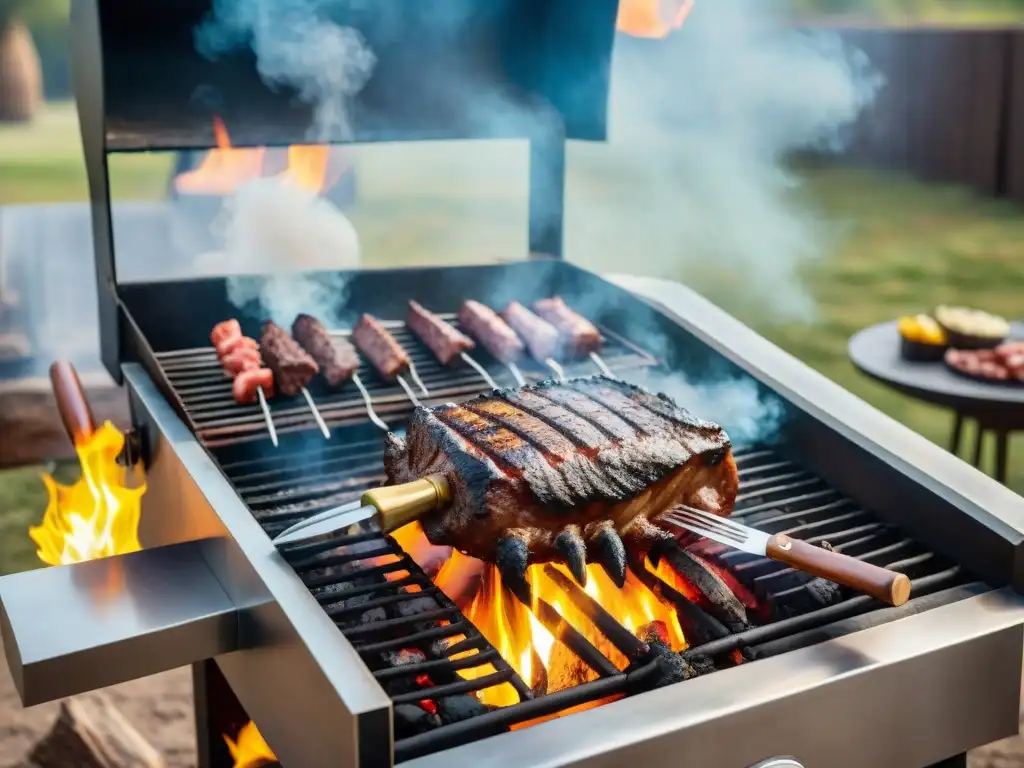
xmin=769 ymin=578 xmax=843 ymax=621
xmin=396 ymin=595 xmax=440 ymax=617
xmin=686 ymin=653 xmax=716 ymax=677
xmin=357 ymin=606 xmax=388 ymax=625
xmin=383 ymin=649 xmax=426 ymax=667
xmin=437 ymin=695 xmax=488 ymax=725
xmin=628 ymin=644 xmax=702 ymax=690
xmin=636 ymin=620 xmax=670 ymax=646
xmin=394 ymin=703 xmax=440 ymax=738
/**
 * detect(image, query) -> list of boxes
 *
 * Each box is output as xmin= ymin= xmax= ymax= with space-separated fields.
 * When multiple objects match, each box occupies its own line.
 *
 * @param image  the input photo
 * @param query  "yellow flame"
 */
xmin=616 ymin=0 xmax=694 ymax=38
xmin=29 ymin=421 xmax=146 ymax=566
xmin=224 ymin=721 xmax=277 ymax=768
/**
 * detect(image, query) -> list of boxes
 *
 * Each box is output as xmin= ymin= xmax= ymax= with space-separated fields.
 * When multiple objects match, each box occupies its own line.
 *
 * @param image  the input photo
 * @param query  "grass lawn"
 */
xmin=0 ymin=102 xmax=1021 ymax=576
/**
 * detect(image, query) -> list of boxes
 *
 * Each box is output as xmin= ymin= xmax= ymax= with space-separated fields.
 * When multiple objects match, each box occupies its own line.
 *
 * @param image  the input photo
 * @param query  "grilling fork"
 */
xmin=272 ymin=474 xmax=451 ymax=548
xmin=663 ymin=506 xmax=912 ymax=607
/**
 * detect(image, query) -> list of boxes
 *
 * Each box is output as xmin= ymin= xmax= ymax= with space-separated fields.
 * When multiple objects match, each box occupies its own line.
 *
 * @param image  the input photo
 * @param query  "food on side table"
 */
xmin=945 ymin=343 xmax=1024 ymax=385
xmin=934 ymin=306 xmax=1010 ymax=349
xmin=898 ymin=314 xmax=947 ymax=361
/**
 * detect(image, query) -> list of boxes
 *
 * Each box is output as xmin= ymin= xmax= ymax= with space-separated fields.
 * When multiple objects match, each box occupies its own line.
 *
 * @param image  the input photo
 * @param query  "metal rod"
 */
xmin=507 ymin=362 xmax=526 ymax=387
xmin=589 ymin=351 xmax=617 ymax=378
xmin=544 ymin=358 xmax=566 ymax=381
xmin=460 ymin=352 xmax=499 ymax=389
xmin=300 ymin=387 xmax=331 ymax=439
xmin=351 ymin=372 xmax=389 ymax=431
xmin=255 ymin=387 xmax=279 ymax=447
xmin=407 ymin=361 xmax=430 ymax=396
xmin=397 ymin=375 xmax=422 ymax=408
xmin=532 ymin=597 xmax=619 ymax=678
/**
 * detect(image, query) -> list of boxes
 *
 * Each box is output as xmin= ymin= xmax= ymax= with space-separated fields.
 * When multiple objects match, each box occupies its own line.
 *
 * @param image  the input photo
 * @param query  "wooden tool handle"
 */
xmin=766 ymin=534 xmax=912 ymax=607
xmin=361 ymin=474 xmax=451 ymax=534
xmin=49 ymin=360 xmax=97 ymax=447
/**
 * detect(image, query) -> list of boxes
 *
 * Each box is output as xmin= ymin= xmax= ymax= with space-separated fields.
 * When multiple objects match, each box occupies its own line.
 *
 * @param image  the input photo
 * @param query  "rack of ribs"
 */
xmin=383 ymin=376 xmax=738 ymax=601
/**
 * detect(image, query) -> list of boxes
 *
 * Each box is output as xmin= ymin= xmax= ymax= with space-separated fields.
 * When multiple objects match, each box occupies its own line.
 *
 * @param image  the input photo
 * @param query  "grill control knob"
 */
xmin=749 ymin=759 xmax=804 ymax=768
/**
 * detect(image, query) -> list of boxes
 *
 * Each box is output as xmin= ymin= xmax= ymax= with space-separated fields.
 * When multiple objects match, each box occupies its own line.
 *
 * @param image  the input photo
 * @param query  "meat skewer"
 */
xmin=260 ymin=321 xmax=331 ymax=440
xmin=502 ymin=301 xmax=565 ymax=380
xmin=352 ymin=314 xmax=428 ymax=406
xmin=291 ymin=313 xmax=388 ymax=431
xmin=406 ymin=301 xmax=498 ymax=390
xmin=457 ymin=300 xmax=527 ymax=386
xmin=211 ymin=319 xmax=278 ymax=446
xmin=532 ymin=296 xmax=616 ymax=379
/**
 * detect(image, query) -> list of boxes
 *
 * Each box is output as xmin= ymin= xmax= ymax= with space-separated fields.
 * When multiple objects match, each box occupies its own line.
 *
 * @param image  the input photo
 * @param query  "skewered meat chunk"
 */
xmin=211 ymin=319 xmax=242 ymax=346
xmin=502 ymin=301 xmax=560 ymax=362
xmin=407 ymin=300 xmax=475 ymax=366
xmin=222 ymin=347 xmax=262 ymax=376
xmin=216 ymin=335 xmax=259 ymax=358
xmin=292 ymin=313 xmax=359 ymax=387
xmin=232 ymin=367 xmax=274 ymax=404
xmin=532 ymin=297 xmax=603 ymax=358
xmin=384 ymin=376 xmax=738 ymax=600
xmin=352 ymin=314 xmax=410 ymax=381
xmin=260 ymin=322 xmax=319 ymax=397
xmin=457 ymin=300 xmax=524 ymax=363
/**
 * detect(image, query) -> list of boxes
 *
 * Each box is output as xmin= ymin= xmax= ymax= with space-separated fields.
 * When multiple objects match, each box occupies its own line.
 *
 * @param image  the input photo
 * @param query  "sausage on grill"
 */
xmin=407 ymin=300 xmax=475 ymax=366
xmin=384 ymin=376 xmax=738 ymax=595
xmin=457 ymin=300 xmax=524 ymax=363
xmin=352 ymin=314 xmax=410 ymax=381
xmin=502 ymin=301 xmax=560 ymax=362
xmin=292 ymin=313 xmax=359 ymax=387
xmin=532 ymin=296 xmax=603 ymax=358
xmin=260 ymin=321 xmax=319 ymax=397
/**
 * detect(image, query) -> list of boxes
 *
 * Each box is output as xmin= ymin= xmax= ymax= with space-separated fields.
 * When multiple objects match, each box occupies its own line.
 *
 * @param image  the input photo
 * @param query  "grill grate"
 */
xmin=212 ymin=438 xmax=972 ymax=763
xmin=153 ymin=315 xmax=657 ymax=447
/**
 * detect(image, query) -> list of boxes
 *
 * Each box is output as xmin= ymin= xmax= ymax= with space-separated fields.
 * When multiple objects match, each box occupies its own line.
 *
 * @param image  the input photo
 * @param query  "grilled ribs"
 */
xmin=384 ymin=376 xmax=738 ymax=600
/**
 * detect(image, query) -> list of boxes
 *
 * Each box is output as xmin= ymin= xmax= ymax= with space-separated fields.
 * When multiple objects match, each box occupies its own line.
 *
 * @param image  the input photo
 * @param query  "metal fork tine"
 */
xmin=666 ymin=512 xmax=746 ymax=545
xmin=673 ymin=505 xmax=749 ymax=536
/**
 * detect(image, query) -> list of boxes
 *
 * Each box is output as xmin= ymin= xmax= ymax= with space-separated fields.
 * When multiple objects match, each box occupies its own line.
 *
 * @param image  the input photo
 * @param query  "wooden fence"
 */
xmin=831 ymin=27 xmax=1024 ymax=201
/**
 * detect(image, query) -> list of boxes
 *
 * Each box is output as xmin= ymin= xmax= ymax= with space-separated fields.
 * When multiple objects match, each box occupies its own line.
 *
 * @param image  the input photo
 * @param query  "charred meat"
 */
xmin=384 ymin=376 xmax=738 ymax=596
xmin=292 ymin=313 xmax=359 ymax=387
xmin=532 ymin=296 xmax=603 ymax=358
xmin=353 ymin=314 xmax=411 ymax=381
xmin=457 ymin=300 xmax=524 ymax=363
xmin=502 ymin=301 xmax=560 ymax=362
xmin=407 ymin=300 xmax=475 ymax=366
xmin=260 ymin=321 xmax=319 ymax=397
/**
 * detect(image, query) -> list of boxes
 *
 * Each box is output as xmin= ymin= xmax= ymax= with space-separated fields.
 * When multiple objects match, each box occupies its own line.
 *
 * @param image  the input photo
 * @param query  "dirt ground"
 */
xmin=0 ymin=627 xmax=1021 ymax=768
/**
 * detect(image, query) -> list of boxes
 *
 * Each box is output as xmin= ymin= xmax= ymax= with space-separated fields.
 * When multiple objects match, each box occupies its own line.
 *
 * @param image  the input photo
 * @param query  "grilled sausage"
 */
xmin=407 ymin=300 xmax=475 ymax=366
xmin=233 ymin=367 xmax=274 ymax=404
xmin=532 ymin=297 xmax=603 ymax=359
xmin=292 ymin=313 xmax=359 ymax=387
xmin=260 ymin=322 xmax=319 ymax=396
xmin=352 ymin=314 xmax=410 ymax=381
xmin=457 ymin=300 xmax=524 ymax=364
xmin=502 ymin=301 xmax=560 ymax=362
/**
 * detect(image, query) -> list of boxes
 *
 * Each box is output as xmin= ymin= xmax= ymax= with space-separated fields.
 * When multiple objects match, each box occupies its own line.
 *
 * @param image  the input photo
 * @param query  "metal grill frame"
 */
xmin=111 ymin=268 xmax=1024 ymax=767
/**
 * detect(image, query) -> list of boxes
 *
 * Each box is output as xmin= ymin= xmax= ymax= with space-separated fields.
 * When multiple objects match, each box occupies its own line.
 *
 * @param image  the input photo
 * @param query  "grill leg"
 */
xmin=193 ymin=660 xmax=251 ymax=768
xmin=994 ymin=429 xmax=1009 ymax=485
xmin=972 ymin=424 xmax=985 ymax=468
xmin=949 ymin=411 xmax=964 ymax=454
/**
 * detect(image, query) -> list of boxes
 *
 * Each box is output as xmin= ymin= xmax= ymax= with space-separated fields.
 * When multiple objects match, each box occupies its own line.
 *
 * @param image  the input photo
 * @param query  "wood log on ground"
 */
xmin=18 ymin=694 xmax=165 ymax=768
xmin=0 ymin=374 xmax=130 ymax=468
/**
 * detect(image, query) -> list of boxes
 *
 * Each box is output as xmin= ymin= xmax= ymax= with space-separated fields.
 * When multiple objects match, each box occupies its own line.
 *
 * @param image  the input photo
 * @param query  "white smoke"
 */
xmin=571 ymin=0 xmax=884 ymax=321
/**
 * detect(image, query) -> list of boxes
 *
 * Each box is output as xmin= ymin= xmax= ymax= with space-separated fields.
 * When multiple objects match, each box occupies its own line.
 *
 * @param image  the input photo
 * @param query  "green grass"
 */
xmin=0 ymin=102 xmax=1021 ymax=576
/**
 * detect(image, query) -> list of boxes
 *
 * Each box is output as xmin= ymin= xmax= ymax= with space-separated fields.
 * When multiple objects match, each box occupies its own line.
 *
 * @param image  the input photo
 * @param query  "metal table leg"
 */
xmin=949 ymin=411 xmax=964 ymax=454
xmin=972 ymin=424 xmax=985 ymax=468
xmin=994 ymin=429 xmax=1009 ymax=485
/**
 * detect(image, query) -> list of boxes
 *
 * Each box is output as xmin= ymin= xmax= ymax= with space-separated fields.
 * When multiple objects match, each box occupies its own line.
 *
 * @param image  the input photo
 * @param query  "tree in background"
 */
xmin=0 ymin=0 xmax=65 ymax=122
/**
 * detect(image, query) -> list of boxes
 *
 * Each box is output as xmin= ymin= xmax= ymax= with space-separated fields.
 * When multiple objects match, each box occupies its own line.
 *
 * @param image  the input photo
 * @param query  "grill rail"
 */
xmin=213 ymin=438 xmax=971 ymax=763
xmin=154 ymin=315 xmax=657 ymax=447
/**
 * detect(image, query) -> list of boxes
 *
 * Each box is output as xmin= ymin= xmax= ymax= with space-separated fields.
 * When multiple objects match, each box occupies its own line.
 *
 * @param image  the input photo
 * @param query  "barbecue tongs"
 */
xmin=272 ymin=474 xmax=451 ymax=548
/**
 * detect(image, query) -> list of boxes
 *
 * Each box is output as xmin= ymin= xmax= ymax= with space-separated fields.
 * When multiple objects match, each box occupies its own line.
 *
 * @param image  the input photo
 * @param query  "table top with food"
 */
xmin=848 ymin=306 xmax=1024 ymax=411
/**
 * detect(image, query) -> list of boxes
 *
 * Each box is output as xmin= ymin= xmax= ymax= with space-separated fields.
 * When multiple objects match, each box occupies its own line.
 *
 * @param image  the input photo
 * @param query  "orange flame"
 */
xmin=224 ymin=721 xmax=277 ymax=768
xmin=29 ymin=421 xmax=145 ymax=566
xmin=429 ymin=547 xmax=687 ymax=709
xmin=616 ymin=0 xmax=694 ymax=38
xmin=173 ymin=116 xmax=338 ymax=196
